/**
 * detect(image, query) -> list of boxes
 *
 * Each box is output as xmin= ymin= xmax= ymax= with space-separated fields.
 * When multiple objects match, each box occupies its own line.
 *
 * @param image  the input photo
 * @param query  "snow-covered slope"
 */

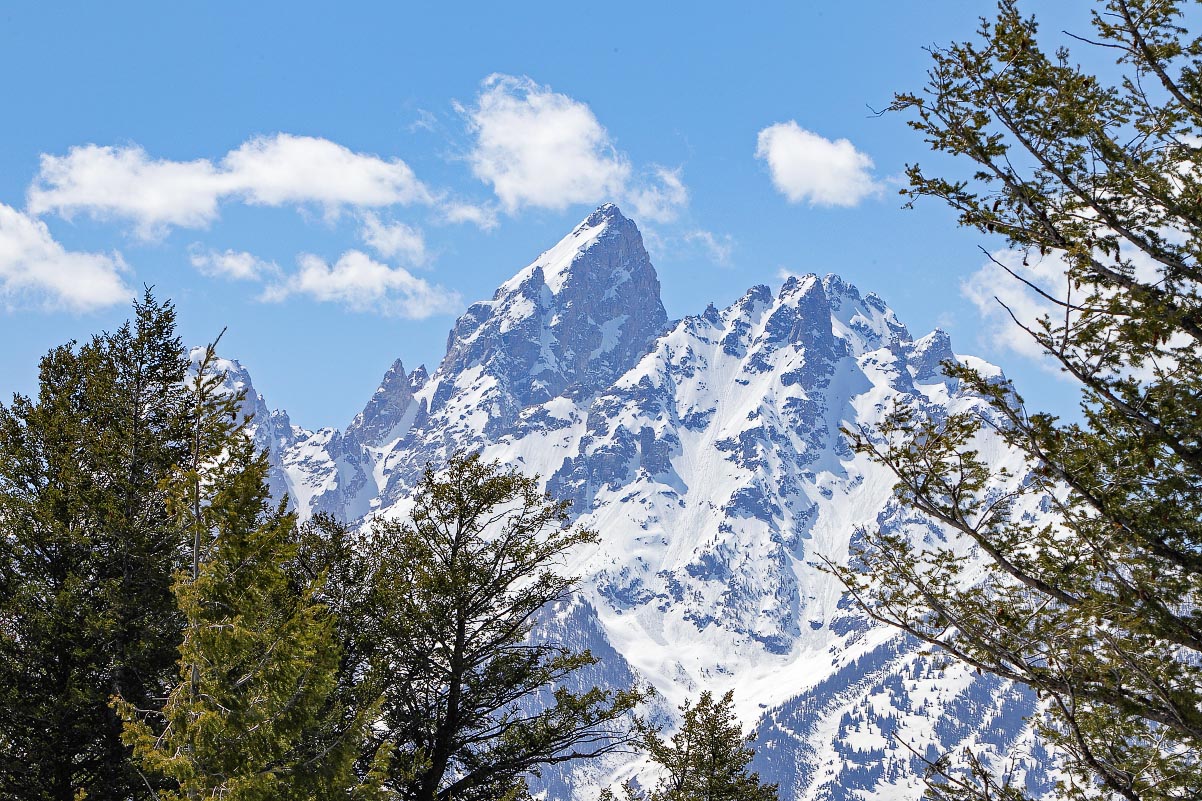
xmin=227 ymin=205 xmax=1052 ymax=800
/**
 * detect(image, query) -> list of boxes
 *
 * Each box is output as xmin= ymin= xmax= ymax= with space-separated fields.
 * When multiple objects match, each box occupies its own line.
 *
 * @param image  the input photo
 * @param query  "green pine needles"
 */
xmin=117 ymin=343 xmax=378 ymax=801
xmin=606 ymin=690 xmax=778 ymax=801
xmin=833 ymin=2 xmax=1202 ymax=800
xmin=0 ymin=291 xmax=192 ymax=801
xmin=359 ymin=453 xmax=648 ymax=801
xmin=1 ymin=297 xmax=646 ymax=800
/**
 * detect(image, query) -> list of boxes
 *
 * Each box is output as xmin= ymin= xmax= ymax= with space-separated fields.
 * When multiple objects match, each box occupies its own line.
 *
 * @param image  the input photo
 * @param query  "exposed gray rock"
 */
xmin=226 ymin=205 xmax=1054 ymax=801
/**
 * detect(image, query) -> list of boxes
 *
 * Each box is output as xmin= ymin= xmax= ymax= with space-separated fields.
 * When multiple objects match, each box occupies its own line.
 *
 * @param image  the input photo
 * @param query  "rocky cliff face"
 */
xmin=223 ymin=205 xmax=1052 ymax=801
xmin=344 ymin=358 xmax=418 ymax=449
xmin=194 ymin=350 xmax=379 ymax=521
xmin=366 ymin=203 xmax=670 ymax=510
xmin=442 ymin=203 xmax=667 ymax=413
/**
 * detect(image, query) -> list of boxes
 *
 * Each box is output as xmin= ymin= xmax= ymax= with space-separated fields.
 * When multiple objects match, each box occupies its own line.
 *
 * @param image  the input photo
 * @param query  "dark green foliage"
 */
xmin=292 ymin=513 xmax=393 ymax=794
xmin=0 ymin=291 xmax=191 ymax=801
xmin=834 ymin=2 xmax=1202 ymax=799
xmin=117 ymin=343 xmax=381 ymax=801
xmin=0 ymin=298 xmax=641 ymax=800
xmin=608 ymin=691 xmax=777 ymax=801
xmin=361 ymin=453 xmax=647 ymax=801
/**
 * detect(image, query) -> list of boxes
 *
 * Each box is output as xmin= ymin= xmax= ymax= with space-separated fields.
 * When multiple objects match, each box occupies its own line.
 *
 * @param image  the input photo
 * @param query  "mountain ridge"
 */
xmin=214 ymin=204 xmax=1052 ymax=801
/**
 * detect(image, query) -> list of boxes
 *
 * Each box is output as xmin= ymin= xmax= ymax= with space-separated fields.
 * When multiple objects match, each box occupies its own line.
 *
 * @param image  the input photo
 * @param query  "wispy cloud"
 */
xmin=409 ymin=108 xmax=439 ymax=134
xmin=685 ymin=229 xmax=734 ymax=265
xmin=359 ymin=213 xmax=427 ymax=265
xmin=222 ymin=134 xmax=432 ymax=208
xmin=188 ymin=246 xmax=281 ymax=281
xmin=961 ymin=248 xmax=1072 ymax=376
xmin=0 ymin=203 xmax=130 ymax=311
xmin=628 ymin=167 xmax=689 ymax=224
xmin=755 ymin=121 xmax=880 ymax=207
xmin=264 ymin=250 xmax=460 ymax=318
xmin=440 ymin=200 xmax=499 ymax=231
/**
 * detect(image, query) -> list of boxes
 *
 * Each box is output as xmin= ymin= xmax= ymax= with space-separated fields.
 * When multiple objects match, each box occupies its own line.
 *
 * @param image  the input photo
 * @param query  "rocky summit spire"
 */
xmin=436 ymin=204 xmax=668 ymax=424
xmin=345 ymin=357 xmax=416 ymax=448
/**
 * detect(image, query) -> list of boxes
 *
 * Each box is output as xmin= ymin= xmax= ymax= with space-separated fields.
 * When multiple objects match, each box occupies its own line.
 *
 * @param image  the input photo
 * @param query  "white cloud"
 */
xmin=188 ymin=246 xmax=280 ymax=281
xmin=461 ymin=75 xmax=691 ymax=223
xmin=962 ymin=249 xmax=1074 ymax=374
xmin=0 ymin=203 xmax=131 ymax=312
xmin=359 ymin=213 xmax=427 ymax=264
xmin=964 ymin=240 xmax=1190 ymax=380
xmin=28 ymin=145 xmax=225 ymax=233
xmin=462 ymin=74 xmax=632 ymax=212
xmin=686 ymin=229 xmax=734 ymax=265
xmin=628 ymin=167 xmax=689 ymax=224
xmin=223 ymin=135 xmax=432 ymax=209
xmin=28 ymin=134 xmax=433 ymax=237
xmin=755 ymin=121 xmax=880 ymax=207
xmin=441 ymin=200 xmax=499 ymax=231
xmin=265 ymin=250 xmax=460 ymax=318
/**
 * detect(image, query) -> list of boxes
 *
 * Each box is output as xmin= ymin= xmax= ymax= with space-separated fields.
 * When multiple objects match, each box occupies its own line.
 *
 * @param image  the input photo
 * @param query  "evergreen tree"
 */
xmin=117 ymin=344 xmax=379 ymax=801
xmin=363 ymin=453 xmax=647 ymax=801
xmin=832 ymin=1 xmax=1202 ymax=799
xmin=292 ymin=514 xmax=392 ymax=794
xmin=102 ymin=291 xmax=194 ymax=716
xmin=0 ymin=291 xmax=191 ymax=801
xmin=607 ymin=691 xmax=777 ymax=801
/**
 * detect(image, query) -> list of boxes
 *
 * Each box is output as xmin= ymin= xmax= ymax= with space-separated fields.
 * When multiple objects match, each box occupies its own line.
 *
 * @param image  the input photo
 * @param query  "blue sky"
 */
xmin=0 ymin=1 xmax=1088 ymax=429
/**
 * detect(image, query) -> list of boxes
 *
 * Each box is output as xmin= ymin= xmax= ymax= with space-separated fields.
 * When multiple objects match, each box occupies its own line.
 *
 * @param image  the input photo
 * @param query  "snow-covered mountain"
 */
xmin=219 ymin=204 xmax=1053 ymax=801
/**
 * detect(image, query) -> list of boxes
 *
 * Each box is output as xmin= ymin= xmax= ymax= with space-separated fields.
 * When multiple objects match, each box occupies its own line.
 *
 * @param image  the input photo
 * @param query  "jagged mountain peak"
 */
xmin=909 ymin=327 xmax=956 ymax=382
xmin=764 ymin=272 xmax=914 ymax=355
xmin=589 ymin=200 xmax=624 ymax=223
xmin=187 ymin=346 xmax=274 ymax=426
xmin=345 ymin=357 xmax=417 ymax=448
xmin=819 ymin=271 xmax=858 ymax=300
xmin=496 ymin=202 xmax=640 ymax=298
xmin=434 ymin=205 xmax=669 ymax=422
xmin=408 ymin=364 xmax=429 ymax=391
xmin=216 ymin=210 xmax=1047 ymax=801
